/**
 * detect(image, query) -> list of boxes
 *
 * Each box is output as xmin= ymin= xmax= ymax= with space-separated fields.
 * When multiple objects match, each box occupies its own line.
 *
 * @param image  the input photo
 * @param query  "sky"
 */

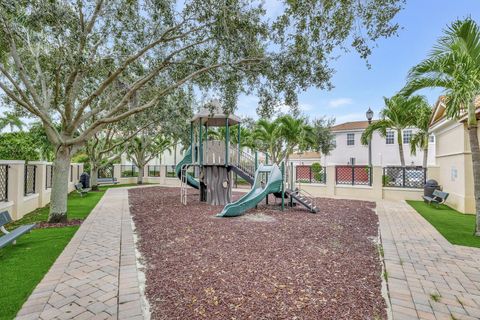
xmin=236 ymin=0 xmax=480 ymax=124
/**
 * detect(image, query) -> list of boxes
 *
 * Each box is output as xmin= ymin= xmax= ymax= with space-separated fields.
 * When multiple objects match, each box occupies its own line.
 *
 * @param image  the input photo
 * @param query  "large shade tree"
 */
xmin=410 ymin=102 xmax=433 ymax=168
xmin=402 ymin=18 xmax=480 ymax=235
xmin=0 ymin=0 xmax=403 ymax=222
xmin=361 ymin=94 xmax=422 ymax=166
xmin=127 ymin=134 xmax=173 ymax=184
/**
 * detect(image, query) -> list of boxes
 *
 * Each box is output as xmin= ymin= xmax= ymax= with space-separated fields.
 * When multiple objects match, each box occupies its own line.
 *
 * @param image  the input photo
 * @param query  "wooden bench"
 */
xmin=422 ymin=190 xmax=449 ymax=208
xmin=97 ymin=177 xmax=118 ymax=185
xmin=0 ymin=211 xmax=35 ymax=249
xmin=75 ymin=183 xmax=91 ymax=197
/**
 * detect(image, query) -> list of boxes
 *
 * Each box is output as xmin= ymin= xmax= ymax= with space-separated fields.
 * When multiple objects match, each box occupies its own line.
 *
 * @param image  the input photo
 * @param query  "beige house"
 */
xmin=429 ymin=96 xmax=480 ymax=214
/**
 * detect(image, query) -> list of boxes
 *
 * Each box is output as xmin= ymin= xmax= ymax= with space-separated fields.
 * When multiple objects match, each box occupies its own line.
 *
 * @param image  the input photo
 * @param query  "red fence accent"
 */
xmin=335 ymin=165 xmax=371 ymax=186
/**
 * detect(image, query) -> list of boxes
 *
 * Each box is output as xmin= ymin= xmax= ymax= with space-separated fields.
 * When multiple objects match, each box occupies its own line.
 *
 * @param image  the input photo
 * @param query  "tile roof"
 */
xmin=429 ymin=96 xmax=480 ymax=127
xmin=331 ymin=120 xmax=377 ymax=132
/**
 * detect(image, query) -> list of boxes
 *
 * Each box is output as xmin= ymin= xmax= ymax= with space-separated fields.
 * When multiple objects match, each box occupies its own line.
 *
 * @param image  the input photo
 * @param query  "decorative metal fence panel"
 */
xmin=335 ymin=165 xmax=372 ymax=186
xmin=45 ymin=165 xmax=53 ymax=189
xmin=121 ymin=165 xmax=139 ymax=177
xmin=0 ymin=165 xmax=8 ymax=201
xmin=98 ymin=165 xmax=114 ymax=178
xmin=383 ymin=166 xmax=426 ymax=188
xmin=165 ymin=165 xmax=176 ymax=178
xmin=295 ymin=165 xmax=326 ymax=184
xmin=148 ymin=165 xmax=161 ymax=177
xmin=24 ymin=165 xmax=36 ymax=195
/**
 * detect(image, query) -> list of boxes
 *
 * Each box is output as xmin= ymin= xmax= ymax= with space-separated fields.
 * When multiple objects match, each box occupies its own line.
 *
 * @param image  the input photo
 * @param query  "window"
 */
xmin=386 ymin=131 xmax=394 ymax=144
xmin=429 ymin=135 xmax=435 ymax=143
xmin=347 ymin=133 xmax=355 ymax=146
xmin=403 ymin=130 xmax=412 ymax=144
xmin=331 ymin=138 xmax=336 ymax=148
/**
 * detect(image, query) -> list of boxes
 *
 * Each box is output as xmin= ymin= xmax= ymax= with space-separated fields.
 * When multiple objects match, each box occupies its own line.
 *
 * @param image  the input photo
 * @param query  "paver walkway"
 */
xmin=377 ymin=200 xmax=480 ymax=320
xmin=16 ymin=188 xmax=145 ymax=320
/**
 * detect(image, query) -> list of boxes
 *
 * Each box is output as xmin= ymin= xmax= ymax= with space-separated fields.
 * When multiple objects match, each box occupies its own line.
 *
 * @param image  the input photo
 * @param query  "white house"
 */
xmin=324 ymin=121 xmax=436 ymax=167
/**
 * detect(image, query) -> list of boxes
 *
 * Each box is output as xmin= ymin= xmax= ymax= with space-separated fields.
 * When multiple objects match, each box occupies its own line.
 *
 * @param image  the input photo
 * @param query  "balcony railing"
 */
xmin=0 ymin=165 xmax=8 ymax=201
xmin=45 ymin=165 xmax=53 ymax=189
xmin=335 ymin=165 xmax=372 ymax=186
xmin=383 ymin=166 xmax=426 ymax=189
xmin=98 ymin=165 xmax=114 ymax=178
xmin=165 ymin=165 xmax=176 ymax=178
xmin=148 ymin=165 xmax=161 ymax=177
xmin=120 ymin=165 xmax=139 ymax=177
xmin=295 ymin=165 xmax=326 ymax=184
xmin=24 ymin=165 xmax=36 ymax=195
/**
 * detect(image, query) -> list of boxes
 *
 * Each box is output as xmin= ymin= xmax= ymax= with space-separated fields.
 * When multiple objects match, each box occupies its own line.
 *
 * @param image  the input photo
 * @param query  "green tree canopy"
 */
xmin=361 ymin=94 xmax=422 ymax=166
xmin=0 ymin=0 xmax=404 ymax=221
xmin=402 ymin=18 xmax=480 ymax=235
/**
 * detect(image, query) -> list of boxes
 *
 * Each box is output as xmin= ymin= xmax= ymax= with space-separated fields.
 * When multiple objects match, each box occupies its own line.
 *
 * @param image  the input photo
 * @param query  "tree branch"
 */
xmin=73 ymin=22 xmax=210 ymax=124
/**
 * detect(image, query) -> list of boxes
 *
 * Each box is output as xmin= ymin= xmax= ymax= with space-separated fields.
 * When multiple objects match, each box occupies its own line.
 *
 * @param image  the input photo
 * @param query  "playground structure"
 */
xmin=175 ymin=100 xmax=318 ymax=217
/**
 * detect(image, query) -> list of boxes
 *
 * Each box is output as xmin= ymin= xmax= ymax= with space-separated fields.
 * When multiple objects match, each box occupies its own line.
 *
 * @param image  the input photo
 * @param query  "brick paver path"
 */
xmin=377 ymin=200 xmax=480 ymax=320
xmin=16 ymin=188 xmax=145 ymax=320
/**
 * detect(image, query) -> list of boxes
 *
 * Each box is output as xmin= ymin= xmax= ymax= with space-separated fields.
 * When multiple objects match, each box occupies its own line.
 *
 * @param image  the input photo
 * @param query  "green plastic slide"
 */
xmin=217 ymin=164 xmax=283 ymax=217
xmin=175 ymin=146 xmax=199 ymax=189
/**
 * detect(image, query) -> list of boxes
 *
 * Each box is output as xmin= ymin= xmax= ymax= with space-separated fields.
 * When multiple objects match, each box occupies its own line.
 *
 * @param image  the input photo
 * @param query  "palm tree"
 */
xmin=402 ymin=18 xmax=480 ymax=235
xmin=410 ymin=102 xmax=433 ymax=168
xmin=276 ymin=115 xmax=315 ymax=164
xmin=253 ymin=119 xmax=283 ymax=163
xmin=361 ymin=94 xmax=419 ymax=166
xmin=0 ymin=112 xmax=25 ymax=131
xmin=154 ymin=135 xmax=173 ymax=165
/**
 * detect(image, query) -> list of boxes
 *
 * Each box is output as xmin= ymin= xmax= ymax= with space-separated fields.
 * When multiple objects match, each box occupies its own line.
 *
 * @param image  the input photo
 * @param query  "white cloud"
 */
xmin=328 ymin=98 xmax=353 ymax=108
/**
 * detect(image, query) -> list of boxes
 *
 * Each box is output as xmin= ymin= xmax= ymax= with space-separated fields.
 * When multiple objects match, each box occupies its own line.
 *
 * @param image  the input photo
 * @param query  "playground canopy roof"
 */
xmin=191 ymin=100 xmax=241 ymax=126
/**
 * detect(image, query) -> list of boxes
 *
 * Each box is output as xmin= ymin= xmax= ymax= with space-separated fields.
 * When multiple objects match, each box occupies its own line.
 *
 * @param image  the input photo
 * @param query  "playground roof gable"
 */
xmin=191 ymin=100 xmax=241 ymax=126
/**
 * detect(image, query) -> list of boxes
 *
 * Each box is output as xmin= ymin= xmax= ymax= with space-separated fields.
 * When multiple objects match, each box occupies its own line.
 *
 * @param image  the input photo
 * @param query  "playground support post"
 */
xmin=199 ymin=118 xmax=203 ymax=165
xmin=225 ymin=118 xmax=229 ymax=166
xmin=281 ymin=162 xmax=285 ymax=211
xmin=254 ymin=152 xmax=258 ymax=171
xmin=237 ymin=123 xmax=241 ymax=164
xmin=190 ymin=122 xmax=193 ymax=158
xmin=266 ymin=153 xmax=269 ymax=165
xmin=290 ymin=162 xmax=293 ymax=189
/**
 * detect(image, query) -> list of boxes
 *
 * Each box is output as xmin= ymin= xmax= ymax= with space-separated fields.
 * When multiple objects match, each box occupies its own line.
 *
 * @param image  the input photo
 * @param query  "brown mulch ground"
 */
xmin=129 ymin=187 xmax=386 ymax=320
xmin=35 ymin=219 xmax=83 ymax=229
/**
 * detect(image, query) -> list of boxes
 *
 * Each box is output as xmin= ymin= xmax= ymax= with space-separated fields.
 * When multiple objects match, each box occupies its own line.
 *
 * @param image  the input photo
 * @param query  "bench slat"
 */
xmin=0 ymin=224 xmax=35 ymax=249
xmin=0 ymin=211 xmax=12 ymax=227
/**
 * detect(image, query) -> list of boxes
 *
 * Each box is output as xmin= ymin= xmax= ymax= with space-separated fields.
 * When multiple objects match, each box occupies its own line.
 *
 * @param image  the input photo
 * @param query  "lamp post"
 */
xmin=366 ymin=108 xmax=374 ymax=167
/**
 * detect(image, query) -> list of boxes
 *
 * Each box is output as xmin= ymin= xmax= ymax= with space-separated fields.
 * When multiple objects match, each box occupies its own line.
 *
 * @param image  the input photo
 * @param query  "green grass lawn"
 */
xmin=0 ymin=227 xmax=78 ymax=320
xmin=0 ymin=183 xmax=144 ymax=320
xmin=7 ymin=183 xmax=143 ymax=229
xmin=407 ymin=200 xmax=480 ymax=248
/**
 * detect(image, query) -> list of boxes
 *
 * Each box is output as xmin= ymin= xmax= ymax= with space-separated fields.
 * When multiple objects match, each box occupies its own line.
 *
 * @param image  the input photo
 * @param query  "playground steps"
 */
xmin=284 ymin=189 xmax=318 ymax=213
xmin=230 ymin=165 xmax=255 ymax=185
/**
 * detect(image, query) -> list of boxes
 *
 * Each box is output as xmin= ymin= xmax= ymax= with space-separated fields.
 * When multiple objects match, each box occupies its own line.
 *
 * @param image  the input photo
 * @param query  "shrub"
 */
xmin=311 ymin=162 xmax=323 ymax=182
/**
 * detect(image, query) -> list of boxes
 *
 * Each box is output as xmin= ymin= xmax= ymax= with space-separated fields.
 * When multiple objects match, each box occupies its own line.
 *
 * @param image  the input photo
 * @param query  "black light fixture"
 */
xmin=366 ymin=107 xmax=374 ymax=123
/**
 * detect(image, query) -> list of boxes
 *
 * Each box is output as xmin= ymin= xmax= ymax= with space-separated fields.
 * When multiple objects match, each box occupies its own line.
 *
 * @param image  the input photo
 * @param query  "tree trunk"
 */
xmin=397 ymin=129 xmax=405 ymax=166
xmin=137 ymin=164 xmax=144 ymax=184
xmin=48 ymin=146 xmax=72 ymax=223
xmin=90 ymin=164 xmax=99 ymax=191
xmin=468 ymin=126 xmax=480 ymax=236
xmin=174 ymin=144 xmax=177 ymax=166
xmin=422 ymin=145 xmax=428 ymax=168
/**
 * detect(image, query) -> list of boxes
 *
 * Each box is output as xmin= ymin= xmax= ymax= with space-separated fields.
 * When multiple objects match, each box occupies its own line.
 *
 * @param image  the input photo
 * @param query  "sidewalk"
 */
xmin=377 ymin=200 xmax=480 ymax=320
xmin=16 ymin=188 xmax=145 ymax=320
